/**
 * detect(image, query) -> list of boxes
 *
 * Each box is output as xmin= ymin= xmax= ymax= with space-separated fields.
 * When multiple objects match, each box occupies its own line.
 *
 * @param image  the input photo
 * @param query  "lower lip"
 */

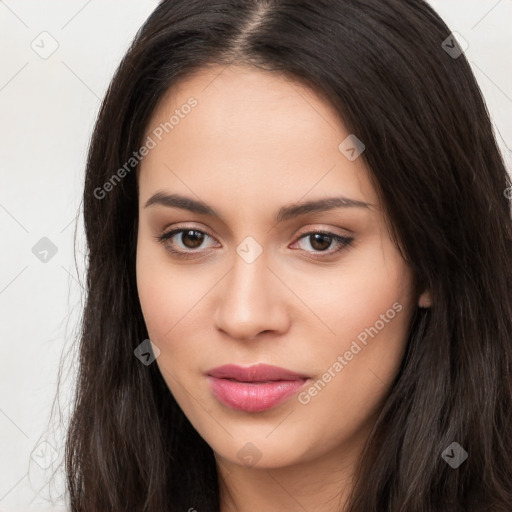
xmin=207 ymin=376 xmax=308 ymax=412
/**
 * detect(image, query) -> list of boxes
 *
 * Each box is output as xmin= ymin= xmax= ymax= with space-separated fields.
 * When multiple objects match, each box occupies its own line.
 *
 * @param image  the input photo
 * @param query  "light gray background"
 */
xmin=1 ymin=1 xmax=511 ymax=510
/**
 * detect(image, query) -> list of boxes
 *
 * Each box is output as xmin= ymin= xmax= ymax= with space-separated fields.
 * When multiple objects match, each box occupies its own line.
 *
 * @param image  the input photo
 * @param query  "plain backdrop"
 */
xmin=1 ymin=1 xmax=511 ymax=510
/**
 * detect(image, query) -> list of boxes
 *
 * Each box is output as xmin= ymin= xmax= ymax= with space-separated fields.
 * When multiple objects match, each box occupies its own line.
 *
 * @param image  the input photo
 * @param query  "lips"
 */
xmin=206 ymin=364 xmax=310 ymax=412
xmin=207 ymin=363 xmax=310 ymax=382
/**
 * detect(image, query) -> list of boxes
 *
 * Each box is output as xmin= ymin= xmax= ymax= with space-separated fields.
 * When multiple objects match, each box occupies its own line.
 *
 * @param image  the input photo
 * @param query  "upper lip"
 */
xmin=207 ymin=364 xmax=309 ymax=382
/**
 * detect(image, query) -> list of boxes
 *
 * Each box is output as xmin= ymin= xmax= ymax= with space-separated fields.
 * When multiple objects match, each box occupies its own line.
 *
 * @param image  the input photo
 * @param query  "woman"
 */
xmin=65 ymin=0 xmax=512 ymax=510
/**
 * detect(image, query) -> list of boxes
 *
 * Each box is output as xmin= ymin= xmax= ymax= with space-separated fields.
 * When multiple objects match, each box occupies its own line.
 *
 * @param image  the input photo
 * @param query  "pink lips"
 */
xmin=207 ymin=364 xmax=309 ymax=412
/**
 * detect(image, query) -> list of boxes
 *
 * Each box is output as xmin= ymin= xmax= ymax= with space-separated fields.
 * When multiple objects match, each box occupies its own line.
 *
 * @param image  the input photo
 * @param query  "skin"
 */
xmin=136 ymin=64 xmax=431 ymax=512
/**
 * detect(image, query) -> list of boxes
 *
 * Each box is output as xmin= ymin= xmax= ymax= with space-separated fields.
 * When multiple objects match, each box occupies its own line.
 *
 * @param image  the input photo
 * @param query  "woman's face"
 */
xmin=136 ymin=64 xmax=423 ymax=470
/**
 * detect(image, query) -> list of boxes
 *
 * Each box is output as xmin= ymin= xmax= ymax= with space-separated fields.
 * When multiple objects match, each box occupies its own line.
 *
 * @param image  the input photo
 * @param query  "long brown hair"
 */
xmin=65 ymin=0 xmax=512 ymax=510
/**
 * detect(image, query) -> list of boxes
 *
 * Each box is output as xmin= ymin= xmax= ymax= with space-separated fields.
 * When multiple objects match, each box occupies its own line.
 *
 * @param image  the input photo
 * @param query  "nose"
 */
xmin=213 ymin=250 xmax=290 ymax=341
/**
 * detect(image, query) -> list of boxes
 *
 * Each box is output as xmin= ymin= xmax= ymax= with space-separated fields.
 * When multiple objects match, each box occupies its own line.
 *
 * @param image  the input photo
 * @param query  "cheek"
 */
xmin=136 ymin=249 xmax=211 ymax=424
xmin=136 ymin=238 xmax=185 ymax=343
xmin=136 ymin=238 xmax=216 ymax=378
xmin=295 ymin=243 xmax=414 ymax=415
xmin=288 ymin=240 xmax=413 ymax=358
xmin=295 ymin=313 xmax=412 ymax=458
xmin=136 ymin=249 xmax=167 ymax=340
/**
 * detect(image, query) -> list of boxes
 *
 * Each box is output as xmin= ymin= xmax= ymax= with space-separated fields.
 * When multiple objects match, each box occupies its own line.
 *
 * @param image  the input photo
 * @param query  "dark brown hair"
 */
xmin=65 ymin=0 xmax=512 ymax=510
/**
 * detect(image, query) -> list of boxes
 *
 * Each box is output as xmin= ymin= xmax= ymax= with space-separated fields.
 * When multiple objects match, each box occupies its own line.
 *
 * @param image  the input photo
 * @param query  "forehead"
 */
xmin=138 ymin=64 xmax=378 ymax=214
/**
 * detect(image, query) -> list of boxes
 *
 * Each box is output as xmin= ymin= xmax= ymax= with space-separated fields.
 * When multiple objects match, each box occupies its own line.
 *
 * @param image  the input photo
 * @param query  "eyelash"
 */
xmin=154 ymin=226 xmax=354 ymax=260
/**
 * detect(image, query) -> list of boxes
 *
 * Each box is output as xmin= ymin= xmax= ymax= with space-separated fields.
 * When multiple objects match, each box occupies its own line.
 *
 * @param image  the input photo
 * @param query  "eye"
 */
xmin=154 ymin=228 xmax=218 ymax=259
xmin=291 ymin=231 xmax=354 ymax=258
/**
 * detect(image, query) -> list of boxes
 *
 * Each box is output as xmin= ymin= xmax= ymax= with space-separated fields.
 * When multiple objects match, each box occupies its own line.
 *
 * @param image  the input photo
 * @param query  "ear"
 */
xmin=418 ymin=289 xmax=432 ymax=308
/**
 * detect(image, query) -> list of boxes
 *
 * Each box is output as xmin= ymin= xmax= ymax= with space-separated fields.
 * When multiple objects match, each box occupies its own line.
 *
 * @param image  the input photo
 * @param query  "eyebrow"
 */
xmin=144 ymin=192 xmax=373 ymax=222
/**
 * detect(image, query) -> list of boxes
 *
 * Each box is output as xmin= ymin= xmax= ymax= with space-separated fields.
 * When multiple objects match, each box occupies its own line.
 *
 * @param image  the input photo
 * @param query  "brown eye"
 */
xmin=294 ymin=231 xmax=353 ymax=256
xmin=178 ymin=230 xmax=206 ymax=249
xmin=155 ymin=228 xmax=217 ymax=259
xmin=307 ymin=233 xmax=333 ymax=251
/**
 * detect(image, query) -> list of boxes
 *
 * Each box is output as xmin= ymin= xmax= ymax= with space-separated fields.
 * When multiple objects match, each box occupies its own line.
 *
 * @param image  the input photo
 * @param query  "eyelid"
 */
xmin=293 ymin=224 xmax=353 ymax=239
xmin=157 ymin=222 xmax=217 ymax=241
xmin=159 ymin=223 xmax=352 ymax=241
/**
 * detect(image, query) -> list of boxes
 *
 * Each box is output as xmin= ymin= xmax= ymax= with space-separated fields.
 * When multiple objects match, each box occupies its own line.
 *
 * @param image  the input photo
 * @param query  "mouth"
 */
xmin=206 ymin=364 xmax=310 ymax=412
xmin=207 ymin=363 xmax=310 ymax=382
